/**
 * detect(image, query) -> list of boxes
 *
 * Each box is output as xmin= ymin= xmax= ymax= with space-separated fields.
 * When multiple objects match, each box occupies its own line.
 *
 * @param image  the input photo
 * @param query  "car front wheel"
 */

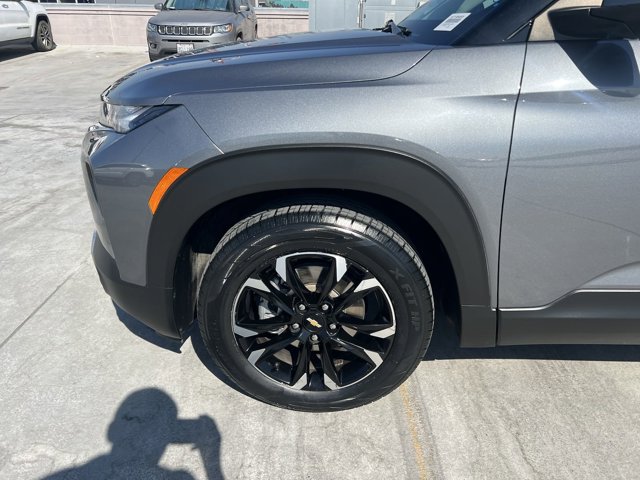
xmin=197 ymin=205 xmax=434 ymax=411
xmin=32 ymin=20 xmax=55 ymax=52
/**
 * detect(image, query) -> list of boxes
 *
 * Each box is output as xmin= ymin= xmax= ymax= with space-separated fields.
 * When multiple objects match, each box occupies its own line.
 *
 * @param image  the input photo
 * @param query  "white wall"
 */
xmin=44 ymin=5 xmax=309 ymax=46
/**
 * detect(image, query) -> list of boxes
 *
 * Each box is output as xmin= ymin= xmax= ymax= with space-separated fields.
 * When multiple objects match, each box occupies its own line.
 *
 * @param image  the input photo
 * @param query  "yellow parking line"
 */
xmin=399 ymin=382 xmax=429 ymax=480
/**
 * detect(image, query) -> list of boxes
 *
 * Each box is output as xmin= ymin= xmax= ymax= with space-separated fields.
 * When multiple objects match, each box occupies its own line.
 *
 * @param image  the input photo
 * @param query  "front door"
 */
xmin=499 ymin=1 xmax=640 ymax=342
xmin=0 ymin=0 xmax=30 ymax=43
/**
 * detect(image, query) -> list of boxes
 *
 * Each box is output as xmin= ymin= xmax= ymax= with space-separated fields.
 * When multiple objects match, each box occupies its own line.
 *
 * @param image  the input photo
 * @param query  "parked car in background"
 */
xmin=0 ymin=0 xmax=54 ymax=52
xmin=146 ymin=0 xmax=257 ymax=61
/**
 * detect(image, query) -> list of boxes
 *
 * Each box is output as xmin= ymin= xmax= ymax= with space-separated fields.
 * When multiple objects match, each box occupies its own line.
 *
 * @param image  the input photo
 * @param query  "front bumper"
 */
xmin=82 ymin=104 xmax=221 ymax=338
xmin=81 ymin=105 xmax=218 ymax=287
xmin=92 ymin=232 xmax=180 ymax=338
xmin=147 ymin=30 xmax=236 ymax=58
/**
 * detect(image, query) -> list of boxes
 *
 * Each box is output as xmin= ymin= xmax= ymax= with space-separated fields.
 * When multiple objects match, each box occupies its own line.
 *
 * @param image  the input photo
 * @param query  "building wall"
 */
xmin=44 ymin=5 xmax=309 ymax=46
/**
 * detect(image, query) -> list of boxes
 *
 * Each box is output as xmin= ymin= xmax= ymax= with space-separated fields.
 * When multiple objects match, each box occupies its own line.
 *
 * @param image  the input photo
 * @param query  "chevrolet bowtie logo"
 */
xmin=306 ymin=318 xmax=322 ymax=329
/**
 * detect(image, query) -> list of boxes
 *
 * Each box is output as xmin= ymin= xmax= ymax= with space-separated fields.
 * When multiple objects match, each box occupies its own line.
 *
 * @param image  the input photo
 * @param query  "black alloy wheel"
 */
xmin=197 ymin=205 xmax=434 ymax=411
xmin=231 ymin=252 xmax=396 ymax=391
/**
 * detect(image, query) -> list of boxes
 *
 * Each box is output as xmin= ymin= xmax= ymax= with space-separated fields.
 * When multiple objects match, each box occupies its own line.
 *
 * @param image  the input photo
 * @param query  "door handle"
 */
xmin=2 ymin=4 xmax=9 ymax=8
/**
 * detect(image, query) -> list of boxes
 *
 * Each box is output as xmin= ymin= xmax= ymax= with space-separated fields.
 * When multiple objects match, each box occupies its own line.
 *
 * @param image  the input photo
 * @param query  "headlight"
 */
xmin=147 ymin=23 xmax=157 ymax=33
xmin=213 ymin=23 xmax=233 ymax=34
xmin=99 ymin=103 xmax=175 ymax=133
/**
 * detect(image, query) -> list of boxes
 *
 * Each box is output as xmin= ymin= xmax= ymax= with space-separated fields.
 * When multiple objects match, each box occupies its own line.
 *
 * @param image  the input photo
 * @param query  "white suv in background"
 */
xmin=0 ymin=0 xmax=54 ymax=51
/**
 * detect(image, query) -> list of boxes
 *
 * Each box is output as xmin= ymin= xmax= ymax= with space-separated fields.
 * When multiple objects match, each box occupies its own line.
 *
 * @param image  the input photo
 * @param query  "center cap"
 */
xmin=304 ymin=316 xmax=324 ymax=332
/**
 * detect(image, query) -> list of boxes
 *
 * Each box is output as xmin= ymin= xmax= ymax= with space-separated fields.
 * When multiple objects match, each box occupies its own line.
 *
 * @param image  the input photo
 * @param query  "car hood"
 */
xmin=103 ymin=30 xmax=431 ymax=106
xmin=150 ymin=10 xmax=237 ymax=25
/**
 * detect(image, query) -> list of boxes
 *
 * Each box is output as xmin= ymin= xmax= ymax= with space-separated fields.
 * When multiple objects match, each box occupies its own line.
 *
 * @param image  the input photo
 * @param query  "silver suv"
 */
xmin=146 ymin=0 xmax=257 ymax=61
xmin=85 ymin=0 xmax=640 ymax=411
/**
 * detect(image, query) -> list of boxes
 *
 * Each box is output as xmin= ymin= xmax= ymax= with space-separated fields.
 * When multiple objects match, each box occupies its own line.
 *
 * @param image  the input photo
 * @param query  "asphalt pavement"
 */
xmin=1 ymin=45 xmax=639 ymax=480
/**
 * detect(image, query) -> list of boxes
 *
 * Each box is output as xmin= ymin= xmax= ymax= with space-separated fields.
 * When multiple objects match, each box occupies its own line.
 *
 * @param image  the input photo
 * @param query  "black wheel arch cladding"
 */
xmin=147 ymin=146 xmax=492 ymax=312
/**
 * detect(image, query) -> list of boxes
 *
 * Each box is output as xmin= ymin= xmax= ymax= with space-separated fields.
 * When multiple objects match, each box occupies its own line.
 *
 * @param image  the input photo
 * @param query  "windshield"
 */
xmin=399 ymin=0 xmax=555 ymax=46
xmin=164 ymin=0 xmax=232 ymax=11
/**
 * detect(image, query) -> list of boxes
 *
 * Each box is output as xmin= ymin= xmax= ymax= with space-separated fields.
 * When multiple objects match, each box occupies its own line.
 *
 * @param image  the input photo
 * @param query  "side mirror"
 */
xmin=550 ymin=5 xmax=640 ymax=40
xmin=154 ymin=2 xmax=164 ymax=10
xmin=239 ymin=4 xmax=249 ymax=12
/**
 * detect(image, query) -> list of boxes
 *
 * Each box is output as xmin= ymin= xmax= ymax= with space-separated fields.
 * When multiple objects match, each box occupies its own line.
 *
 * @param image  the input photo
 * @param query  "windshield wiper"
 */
xmin=376 ymin=19 xmax=411 ymax=37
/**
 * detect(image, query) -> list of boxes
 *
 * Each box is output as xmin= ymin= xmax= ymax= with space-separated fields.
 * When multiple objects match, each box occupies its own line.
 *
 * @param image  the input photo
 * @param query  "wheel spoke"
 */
xmin=236 ymin=313 xmax=290 ymax=334
xmin=275 ymin=254 xmax=349 ymax=304
xmin=321 ymin=341 xmax=340 ymax=389
xmin=233 ymin=324 xmax=260 ymax=338
xmin=244 ymin=277 xmax=294 ymax=316
xmin=315 ymin=257 xmax=337 ymax=303
xmin=316 ymin=254 xmax=349 ymax=303
xmin=286 ymin=259 xmax=314 ymax=303
xmin=337 ymin=313 xmax=395 ymax=338
xmin=246 ymin=333 xmax=297 ymax=365
xmin=290 ymin=342 xmax=309 ymax=389
xmin=369 ymin=326 xmax=396 ymax=339
xmin=333 ymin=336 xmax=384 ymax=368
xmin=342 ymin=329 xmax=387 ymax=352
xmin=334 ymin=276 xmax=384 ymax=312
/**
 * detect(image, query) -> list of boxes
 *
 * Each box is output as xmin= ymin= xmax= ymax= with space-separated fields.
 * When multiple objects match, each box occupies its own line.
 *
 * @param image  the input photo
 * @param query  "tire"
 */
xmin=32 ymin=20 xmax=55 ymax=52
xmin=197 ymin=205 xmax=434 ymax=411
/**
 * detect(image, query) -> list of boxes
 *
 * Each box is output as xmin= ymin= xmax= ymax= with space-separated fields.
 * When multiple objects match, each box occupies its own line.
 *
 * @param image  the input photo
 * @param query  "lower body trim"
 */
xmin=499 ymin=291 xmax=640 ymax=345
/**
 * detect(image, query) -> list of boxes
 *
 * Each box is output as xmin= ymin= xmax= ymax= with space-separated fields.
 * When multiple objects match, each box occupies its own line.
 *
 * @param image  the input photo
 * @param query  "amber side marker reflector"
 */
xmin=148 ymin=167 xmax=188 ymax=214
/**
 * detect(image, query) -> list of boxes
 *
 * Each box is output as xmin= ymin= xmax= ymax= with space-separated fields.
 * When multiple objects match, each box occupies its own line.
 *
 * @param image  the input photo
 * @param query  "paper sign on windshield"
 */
xmin=434 ymin=13 xmax=471 ymax=32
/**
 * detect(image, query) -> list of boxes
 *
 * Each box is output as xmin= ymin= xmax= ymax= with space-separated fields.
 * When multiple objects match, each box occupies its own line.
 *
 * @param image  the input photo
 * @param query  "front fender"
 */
xmin=147 ymin=146 xmax=496 ymax=346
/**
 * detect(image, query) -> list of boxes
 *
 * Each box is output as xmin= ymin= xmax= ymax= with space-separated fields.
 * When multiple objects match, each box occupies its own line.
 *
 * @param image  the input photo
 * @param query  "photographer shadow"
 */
xmin=42 ymin=388 xmax=223 ymax=480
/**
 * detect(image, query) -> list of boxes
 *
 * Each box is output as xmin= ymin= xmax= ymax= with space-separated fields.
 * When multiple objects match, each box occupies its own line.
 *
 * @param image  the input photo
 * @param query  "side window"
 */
xmin=529 ymin=0 xmax=603 ymax=41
